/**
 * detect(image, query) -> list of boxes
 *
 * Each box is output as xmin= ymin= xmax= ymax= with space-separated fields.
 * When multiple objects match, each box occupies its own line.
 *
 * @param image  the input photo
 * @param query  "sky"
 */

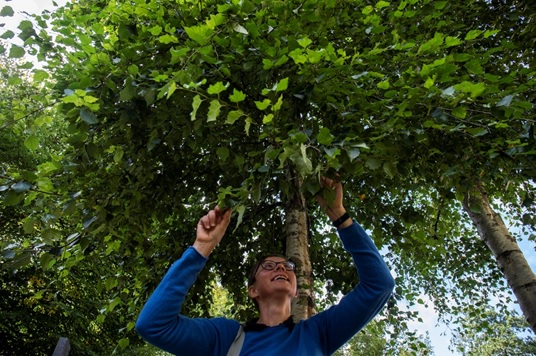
xmin=2 ymin=0 xmax=535 ymax=354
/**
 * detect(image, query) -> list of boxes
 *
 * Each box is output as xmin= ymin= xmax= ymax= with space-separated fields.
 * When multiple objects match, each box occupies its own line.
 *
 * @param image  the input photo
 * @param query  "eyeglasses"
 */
xmin=259 ymin=260 xmax=296 ymax=272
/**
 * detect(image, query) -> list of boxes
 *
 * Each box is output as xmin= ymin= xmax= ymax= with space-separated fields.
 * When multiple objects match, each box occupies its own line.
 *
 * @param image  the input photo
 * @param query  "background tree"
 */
xmin=451 ymin=306 xmax=536 ymax=355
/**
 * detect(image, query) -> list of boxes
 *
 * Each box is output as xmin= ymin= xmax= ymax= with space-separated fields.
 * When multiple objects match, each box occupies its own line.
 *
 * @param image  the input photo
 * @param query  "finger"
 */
xmin=199 ymin=215 xmax=211 ymax=230
xmin=207 ymin=209 xmax=218 ymax=227
xmin=221 ymin=208 xmax=232 ymax=226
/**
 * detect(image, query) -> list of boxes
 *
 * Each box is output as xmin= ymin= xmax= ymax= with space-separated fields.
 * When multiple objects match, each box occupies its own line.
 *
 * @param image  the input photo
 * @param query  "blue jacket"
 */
xmin=136 ymin=222 xmax=395 ymax=355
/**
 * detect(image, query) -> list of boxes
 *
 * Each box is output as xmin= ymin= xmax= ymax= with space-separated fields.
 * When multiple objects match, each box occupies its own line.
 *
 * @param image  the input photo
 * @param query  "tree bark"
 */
xmin=463 ymin=184 xmax=536 ymax=334
xmin=284 ymin=168 xmax=316 ymax=322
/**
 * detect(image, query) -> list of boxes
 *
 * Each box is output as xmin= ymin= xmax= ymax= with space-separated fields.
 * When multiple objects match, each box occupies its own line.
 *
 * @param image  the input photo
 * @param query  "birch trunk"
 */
xmin=284 ymin=168 xmax=316 ymax=322
xmin=463 ymin=184 xmax=536 ymax=334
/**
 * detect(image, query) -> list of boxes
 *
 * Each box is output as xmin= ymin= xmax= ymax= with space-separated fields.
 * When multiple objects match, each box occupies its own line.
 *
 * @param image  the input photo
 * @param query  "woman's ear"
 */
xmin=248 ymin=285 xmax=259 ymax=299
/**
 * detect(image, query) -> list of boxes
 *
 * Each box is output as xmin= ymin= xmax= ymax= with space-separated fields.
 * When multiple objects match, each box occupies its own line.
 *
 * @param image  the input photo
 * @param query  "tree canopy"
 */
xmin=1 ymin=0 xmax=535 ymax=353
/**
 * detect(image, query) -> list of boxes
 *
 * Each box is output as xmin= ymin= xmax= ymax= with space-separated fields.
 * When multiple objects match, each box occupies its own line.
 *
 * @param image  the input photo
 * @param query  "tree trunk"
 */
xmin=463 ymin=184 xmax=536 ymax=334
xmin=284 ymin=168 xmax=316 ymax=322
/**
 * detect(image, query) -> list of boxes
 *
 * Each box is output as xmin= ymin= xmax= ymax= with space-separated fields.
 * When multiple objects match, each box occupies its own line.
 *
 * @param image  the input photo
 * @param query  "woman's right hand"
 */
xmin=193 ymin=206 xmax=232 ymax=257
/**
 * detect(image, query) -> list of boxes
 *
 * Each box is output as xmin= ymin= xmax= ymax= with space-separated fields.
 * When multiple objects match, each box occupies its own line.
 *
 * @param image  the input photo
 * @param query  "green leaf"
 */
xmin=118 ymin=338 xmax=130 ymax=349
xmin=23 ymin=218 xmax=35 ymax=234
xmin=216 ymin=147 xmax=229 ymax=161
xmin=166 ymin=81 xmax=177 ymax=99
xmin=366 ymin=157 xmax=382 ymax=170
xmin=291 ymin=144 xmax=313 ymax=177
xmin=232 ymin=204 xmax=247 ymax=233
xmin=36 ymin=177 xmax=54 ymax=192
xmin=298 ymin=37 xmax=313 ymax=48
xmin=229 ymin=88 xmax=246 ymax=103
xmin=207 ymin=99 xmax=222 ymax=122
xmin=418 ymin=32 xmax=444 ymax=54
xmin=108 ymin=297 xmax=121 ymax=312
xmin=375 ymin=1 xmax=390 ymax=9
xmin=288 ymin=49 xmax=307 ymax=64
xmin=170 ymin=47 xmax=190 ymax=64
xmin=24 ymin=135 xmax=39 ymax=150
xmin=272 ymin=96 xmax=283 ymax=111
xmin=274 ymin=55 xmax=289 ymax=67
xmin=468 ymin=127 xmax=488 ymax=137
xmin=452 ymin=106 xmax=466 ymax=119
xmin=8 ymin=75 xmax=22 ymax=85
xmin=113 ymin=147 xmax=124 ymax=163
xmin=324 ymin=147 xmax=340 ymax=158
xmin=434 ymin=1 xmax=448 ymax=9
xmin=377 ymin=80 xmax=390 ymax=89
xmin=445 ymin=36 xmax=462 ymax=47
xmin=207 ymin=81 xmax=229 ymax=95
xmin=0 ymin=6 xmax=14 ymax=17
xmin=262 ymin=58 xmax=273 ymax=70
xmin=80 ymin=108 xmax=99 ymax=124
xmin=317 ymin=127 xmax=334 ymax=145
xmin=128 ymin=64 xmax=139 ymax=76
xmin=383 ymin=161 xmax=396 ymax=178
xmin=255 ymin=99 xmax=271 ymax=110
xmin=184 ymin=25 xmax=213 ymax=45
xmin=39 ymin=253 xmax=54 ymax=270
xmin=9 ymin=44 xmax=25 ymax=58
xmin=1 ymin=30 xmax=14 ymax=39
xmin=206 ymin=13 xmax=225 ymax=29
xmin=191 ymin=95 xmax=202 ymax=121
xmin=263 ymin=114 xmax=274 ymax=124
xmin=120 ymin=81 xmax=136 ymax=101
xmin=10 ymin=253 xmax=32 ymax=269
xmin=148 ymin=25 xmax=162 ymax=36
xmin=226 ymin=110 xmax=244 ymax=124
xmin=275 ymin=77 xmax=289 ymax=92
xmin=465 ymin=29 xmax=483 ymax=40
xmin=348 ymin=148 xmax=361 ymax=161
xmin=3 ymin=190 xmax=23 ymax=206
xmin=362 ymin=5 xmax=374 ymax=14
xmin=159 ymin=34 xmax=178 ymax=44
xmin=454 ymin=81 xmax=486 ymax=98
xmin=424 ymin=77 xmax=435 ymax=89
xmin=483 ymin=29 xmax=500 ymax=38
xmin=33 ymin=69 xmax=49 ymax=82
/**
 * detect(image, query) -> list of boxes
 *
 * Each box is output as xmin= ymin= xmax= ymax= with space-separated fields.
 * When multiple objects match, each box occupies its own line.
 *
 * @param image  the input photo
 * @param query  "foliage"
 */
xmin=451 ymin=306 xmax=536 ymax=356
xmin=334 ymin=318 xmax=434 ymax=356
xmin=0 ymin=0 xmax=535 ymax=352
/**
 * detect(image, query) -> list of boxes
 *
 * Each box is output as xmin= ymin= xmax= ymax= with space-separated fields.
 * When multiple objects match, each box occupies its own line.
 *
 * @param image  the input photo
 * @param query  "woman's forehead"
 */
xmin=264 ymin=256 xmax=287 ymax=262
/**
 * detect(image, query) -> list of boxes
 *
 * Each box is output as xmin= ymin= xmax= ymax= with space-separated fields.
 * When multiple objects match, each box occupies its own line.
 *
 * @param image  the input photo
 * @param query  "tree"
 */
xmin=1 ymin=0 xmax=535 ymax=351
xmin=451 ymin=305 xmax=536 ymax=355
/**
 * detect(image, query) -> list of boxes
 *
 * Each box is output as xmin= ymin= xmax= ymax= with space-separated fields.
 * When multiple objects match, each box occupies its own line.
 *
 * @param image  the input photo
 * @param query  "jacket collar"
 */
xmin=243 ymin=316 xmax=295 ymax=333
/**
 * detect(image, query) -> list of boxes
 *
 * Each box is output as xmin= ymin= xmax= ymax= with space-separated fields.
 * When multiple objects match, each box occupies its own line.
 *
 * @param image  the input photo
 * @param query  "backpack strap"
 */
xmin=226 ymin=324 xmax=245 ymax=356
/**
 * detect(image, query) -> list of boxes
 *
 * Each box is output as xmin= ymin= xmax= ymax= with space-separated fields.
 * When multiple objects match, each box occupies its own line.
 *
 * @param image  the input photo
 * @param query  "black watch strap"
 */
xmin=333 ymin=212 xmax=350 ymax=228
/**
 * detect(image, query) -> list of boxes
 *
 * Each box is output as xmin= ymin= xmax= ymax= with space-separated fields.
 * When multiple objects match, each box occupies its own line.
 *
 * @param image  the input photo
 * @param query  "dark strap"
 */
xmin=226 ymin=324 xmax=245 ymax=356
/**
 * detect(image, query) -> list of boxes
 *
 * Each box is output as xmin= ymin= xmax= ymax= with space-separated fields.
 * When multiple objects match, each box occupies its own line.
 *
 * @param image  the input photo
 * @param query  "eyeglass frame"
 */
xmin=258 ymin=259 xmax=296 ymax=272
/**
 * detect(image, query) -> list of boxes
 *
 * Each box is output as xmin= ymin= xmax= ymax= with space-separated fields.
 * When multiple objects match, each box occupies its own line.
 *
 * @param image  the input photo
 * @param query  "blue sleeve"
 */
xmin=308 ymin=222 xmax=395 ymax=354
xmin=135 ymin=247 xmax=240 ymax=355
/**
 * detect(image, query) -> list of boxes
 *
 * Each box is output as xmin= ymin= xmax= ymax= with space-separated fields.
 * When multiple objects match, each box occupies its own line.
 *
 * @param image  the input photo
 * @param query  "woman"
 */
xmin=136 ymin=178 xmax=395 ymax=355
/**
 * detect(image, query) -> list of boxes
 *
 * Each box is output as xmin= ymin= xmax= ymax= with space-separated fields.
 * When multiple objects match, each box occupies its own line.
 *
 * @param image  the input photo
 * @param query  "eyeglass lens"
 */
xmin=261 ymin=260 xmax=295 ymax=271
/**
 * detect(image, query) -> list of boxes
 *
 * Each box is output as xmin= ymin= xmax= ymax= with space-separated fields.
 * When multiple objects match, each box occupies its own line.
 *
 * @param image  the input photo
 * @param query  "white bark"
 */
xmin=463 ymin=185 xmax=536 ymax=334
xmin=284 ymin=168 xmax=315 ymax=322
